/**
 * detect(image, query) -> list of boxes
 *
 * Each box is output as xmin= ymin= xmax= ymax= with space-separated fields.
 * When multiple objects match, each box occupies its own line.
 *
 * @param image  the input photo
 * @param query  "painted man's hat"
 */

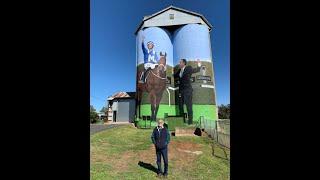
xmin=147 ymin=41 xmax=154 ymax=46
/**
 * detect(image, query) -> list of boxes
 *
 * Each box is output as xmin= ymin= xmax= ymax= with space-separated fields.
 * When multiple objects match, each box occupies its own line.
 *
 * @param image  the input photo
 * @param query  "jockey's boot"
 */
xmin=140 ymin=68 xmax=151 ymax=83
xmin=138 ymin=71 xmax=144 ymax=83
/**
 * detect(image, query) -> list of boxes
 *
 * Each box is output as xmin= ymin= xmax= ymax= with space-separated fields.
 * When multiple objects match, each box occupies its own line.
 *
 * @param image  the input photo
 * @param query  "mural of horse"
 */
xmin=137 ymin=52 xmax=167 ymax=121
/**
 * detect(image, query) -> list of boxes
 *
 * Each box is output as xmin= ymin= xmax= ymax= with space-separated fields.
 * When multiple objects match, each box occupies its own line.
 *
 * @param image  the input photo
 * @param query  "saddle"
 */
xmin=140 ymin=64 xmax=164 ymax=83
xmin=143 ymin=67 xmax=156 ymax=82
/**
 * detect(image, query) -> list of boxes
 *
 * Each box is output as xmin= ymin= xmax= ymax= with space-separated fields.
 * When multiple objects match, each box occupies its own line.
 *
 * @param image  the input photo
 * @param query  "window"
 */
xmin=169 ymin=14 xmax=174 ymax=19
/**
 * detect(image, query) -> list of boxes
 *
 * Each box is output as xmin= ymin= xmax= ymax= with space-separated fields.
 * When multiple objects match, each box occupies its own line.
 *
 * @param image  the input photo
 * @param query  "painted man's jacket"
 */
xmin=174 ymin=65 xmax=201 ymax=91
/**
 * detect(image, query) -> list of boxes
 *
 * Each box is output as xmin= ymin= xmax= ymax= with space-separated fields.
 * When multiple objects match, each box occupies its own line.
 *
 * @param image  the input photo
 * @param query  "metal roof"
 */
xmin=135 ymin=5 xmax=213 ymax=34
xmin=107 ymin=91 xmax=135 ymax=100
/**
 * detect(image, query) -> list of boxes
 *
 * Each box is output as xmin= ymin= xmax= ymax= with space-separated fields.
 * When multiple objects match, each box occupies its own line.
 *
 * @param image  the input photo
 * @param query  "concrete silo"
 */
xmin=135 ymin=6 xmax=218 ymax=127
xmin=173 ymin=24 xmax=217 ymax=123
xmin=136 ymin=27 xmax=176 ymax=126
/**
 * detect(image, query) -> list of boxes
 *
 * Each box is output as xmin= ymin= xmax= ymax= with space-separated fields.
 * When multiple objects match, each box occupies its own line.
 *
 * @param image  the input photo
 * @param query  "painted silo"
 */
xmin=136 ymin=27 xmax=177 ymax=124
xmin=173 ymin=24 xmax=218 ymax=122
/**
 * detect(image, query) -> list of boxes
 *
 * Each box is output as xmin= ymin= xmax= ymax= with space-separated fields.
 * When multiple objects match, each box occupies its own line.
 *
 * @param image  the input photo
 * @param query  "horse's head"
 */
xmin=158 ymin=52 xmax=167 ymax=72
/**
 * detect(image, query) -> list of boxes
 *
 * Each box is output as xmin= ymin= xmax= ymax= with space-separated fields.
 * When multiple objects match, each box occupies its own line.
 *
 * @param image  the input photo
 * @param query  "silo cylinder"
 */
xmin=173 ymin=24 xmax=218 ymax=122
xmin=135 ymin=27 xmax=175 ymax=124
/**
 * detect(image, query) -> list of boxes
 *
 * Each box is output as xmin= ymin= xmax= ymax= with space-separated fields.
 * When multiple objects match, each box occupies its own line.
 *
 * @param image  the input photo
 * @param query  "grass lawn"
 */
xmin=90 ymin=125 xmax=229 ymax=180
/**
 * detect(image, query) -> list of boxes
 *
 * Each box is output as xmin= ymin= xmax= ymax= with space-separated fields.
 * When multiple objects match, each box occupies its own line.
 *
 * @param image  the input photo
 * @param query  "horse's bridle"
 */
xmin=150 ymin=63 xmax=166 ymax=80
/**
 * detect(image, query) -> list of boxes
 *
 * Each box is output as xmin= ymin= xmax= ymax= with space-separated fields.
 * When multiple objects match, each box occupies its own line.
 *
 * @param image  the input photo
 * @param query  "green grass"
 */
xmin=91 ymin=125 xmax=229 ymax=180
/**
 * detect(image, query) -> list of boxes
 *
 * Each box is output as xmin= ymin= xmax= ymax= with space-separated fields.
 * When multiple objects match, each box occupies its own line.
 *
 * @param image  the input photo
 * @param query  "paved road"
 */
xmin=90 ymin=123 xmax=132 ymax=135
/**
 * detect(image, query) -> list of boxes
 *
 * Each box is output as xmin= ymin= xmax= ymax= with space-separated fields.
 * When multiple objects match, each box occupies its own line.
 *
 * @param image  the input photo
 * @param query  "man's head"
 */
xmin=157 ymin=119 xmax=164 ymax=127
xmin=179 ymin=59 xmax=187 ymax=68
xmin=147 ymin=41 xmax=154 ymax=50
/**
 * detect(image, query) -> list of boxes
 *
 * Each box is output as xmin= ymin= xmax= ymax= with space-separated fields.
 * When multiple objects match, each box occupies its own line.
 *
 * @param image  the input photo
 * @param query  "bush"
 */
xmin=90 ymin=105 xmax=99 ymax=123
xmin=218 ymin=104 xmax=230 ymax=119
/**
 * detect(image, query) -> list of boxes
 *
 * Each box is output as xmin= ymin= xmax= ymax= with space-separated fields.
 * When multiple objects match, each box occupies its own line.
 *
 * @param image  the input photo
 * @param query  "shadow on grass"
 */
xmin=211 ymin=143 xmax=229 ymax=160
xmin=138 ymin=161 xmax=158 ymax=173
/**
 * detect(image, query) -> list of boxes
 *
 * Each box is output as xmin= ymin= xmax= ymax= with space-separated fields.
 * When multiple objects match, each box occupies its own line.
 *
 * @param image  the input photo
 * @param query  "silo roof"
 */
xmin=135 ymin=5 xmax=213 ymax=35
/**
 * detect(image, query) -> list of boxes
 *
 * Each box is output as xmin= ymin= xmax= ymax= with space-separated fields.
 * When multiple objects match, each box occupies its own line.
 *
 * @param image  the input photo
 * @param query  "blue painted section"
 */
xmin=173 ymin=24 xmax=212 ymax=65
xmin=136 ymin=27 xmax=173 ymax=66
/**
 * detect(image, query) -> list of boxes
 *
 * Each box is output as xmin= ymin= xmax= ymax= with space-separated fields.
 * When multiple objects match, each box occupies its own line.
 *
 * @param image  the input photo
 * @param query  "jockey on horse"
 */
xmin=139 ymin=35 xmax=166 ymax=83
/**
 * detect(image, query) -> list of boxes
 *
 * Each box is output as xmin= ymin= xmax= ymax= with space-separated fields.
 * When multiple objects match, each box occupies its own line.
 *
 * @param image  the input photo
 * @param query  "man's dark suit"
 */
xmin=174 ymin=65 xmax=200 ymax=124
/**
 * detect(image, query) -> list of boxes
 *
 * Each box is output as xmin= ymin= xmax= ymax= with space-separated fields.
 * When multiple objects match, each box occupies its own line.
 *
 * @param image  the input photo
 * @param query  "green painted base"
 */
xmin=137 ymin=104 xmax=218 ymax=122
xmin=135 ymin=119 xmax=157 ymax=129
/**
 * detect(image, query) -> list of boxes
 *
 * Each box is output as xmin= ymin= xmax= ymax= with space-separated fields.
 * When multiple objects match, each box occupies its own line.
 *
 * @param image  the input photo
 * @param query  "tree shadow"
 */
xmin=138 ymin=161 xmax=158 ymax=173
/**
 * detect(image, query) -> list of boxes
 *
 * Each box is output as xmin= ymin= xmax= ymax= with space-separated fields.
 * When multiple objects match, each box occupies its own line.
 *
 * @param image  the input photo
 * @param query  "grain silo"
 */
xmin=135 ymin=6 xmax=218 ymax=128
xmin=136 ymin=27 xmax=175 ymax=124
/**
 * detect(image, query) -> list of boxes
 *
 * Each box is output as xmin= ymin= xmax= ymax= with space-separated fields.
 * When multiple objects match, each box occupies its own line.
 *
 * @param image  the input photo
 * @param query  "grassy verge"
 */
xmin=90 ymin=125 xmax=229 ymax=179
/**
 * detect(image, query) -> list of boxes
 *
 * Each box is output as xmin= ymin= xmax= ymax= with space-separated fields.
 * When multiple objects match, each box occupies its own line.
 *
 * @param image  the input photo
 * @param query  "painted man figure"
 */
xmin=139 ymin=35 xmax=159 ymax=83
xmin=174 ymin=59 xmax=201 ymax=124
xmin=151 ymin=119 xmax=170 ymax=178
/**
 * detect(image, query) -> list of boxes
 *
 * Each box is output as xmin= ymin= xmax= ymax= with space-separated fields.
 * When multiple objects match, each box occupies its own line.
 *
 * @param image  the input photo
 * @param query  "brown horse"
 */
xmin=137 ymin=52 xmax=167 ymax=121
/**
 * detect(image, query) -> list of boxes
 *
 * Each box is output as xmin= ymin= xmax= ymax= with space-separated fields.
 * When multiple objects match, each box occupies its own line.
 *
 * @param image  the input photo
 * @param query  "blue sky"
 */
xmin=90 ymin=0 xmax=230 ymax=112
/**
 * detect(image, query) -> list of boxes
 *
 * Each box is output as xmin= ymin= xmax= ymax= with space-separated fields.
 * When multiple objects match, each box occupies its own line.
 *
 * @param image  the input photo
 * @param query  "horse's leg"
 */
xmin=137 ymin=89 xmax=141 ymax=118
xmin=153 ymin=92 xmax=158 ymax=121
xmin=155 ymin=91 xmax=164 ymax=121
xmin=149 ymin=90 xmax=156 ymax=121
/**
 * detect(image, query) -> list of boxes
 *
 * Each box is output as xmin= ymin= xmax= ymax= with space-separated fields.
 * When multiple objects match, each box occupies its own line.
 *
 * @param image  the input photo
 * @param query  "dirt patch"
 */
xmin=135 ymin=141 xmax=202 ymax=161
xmin=91 ymin=141 xmax=204 ymax=173
xmin=112 ymin=152 xmax=132 ymax=171
xmin=136 ymin=144 xmax=157 ymax=163
xmin=170 ymin=141 xmax=202 ymax=151
xmin=176 ymin=149 xmax=203 ymax=155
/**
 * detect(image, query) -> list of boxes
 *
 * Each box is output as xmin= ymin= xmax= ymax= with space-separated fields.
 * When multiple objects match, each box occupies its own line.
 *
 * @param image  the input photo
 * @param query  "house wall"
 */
xmin=112 ymin=99 xmax=136 ymax=122
xmin=117 ymin=100 xmax=130 ymax=122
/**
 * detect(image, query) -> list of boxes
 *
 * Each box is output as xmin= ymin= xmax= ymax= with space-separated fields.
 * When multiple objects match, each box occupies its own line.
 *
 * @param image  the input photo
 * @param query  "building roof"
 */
xmin=135 ymin=5 xmax=213 ymax=34
xmin=107 ymin=91 xmax=135 ymax=100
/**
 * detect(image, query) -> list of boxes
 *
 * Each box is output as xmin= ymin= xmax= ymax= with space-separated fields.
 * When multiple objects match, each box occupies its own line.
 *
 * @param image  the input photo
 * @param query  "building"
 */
xmin=135 ymin=6 xmax=218 ymax=126
xmin=107 ymin=92 xmax=136 ymax=123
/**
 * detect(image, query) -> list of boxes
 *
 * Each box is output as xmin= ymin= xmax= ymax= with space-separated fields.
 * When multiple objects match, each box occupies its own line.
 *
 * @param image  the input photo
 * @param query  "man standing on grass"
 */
xmin=151 ymin=119 xmax=170 ymax=178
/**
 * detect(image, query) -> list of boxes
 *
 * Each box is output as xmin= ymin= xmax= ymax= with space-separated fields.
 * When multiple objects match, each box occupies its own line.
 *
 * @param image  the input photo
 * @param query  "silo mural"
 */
xmin=136 ymin=27 xmax=177 ymax=122
xmin=135 ymin=7 xmax=218 ymax=126
xmin=173 ymin=24 xmax=218 ymax=123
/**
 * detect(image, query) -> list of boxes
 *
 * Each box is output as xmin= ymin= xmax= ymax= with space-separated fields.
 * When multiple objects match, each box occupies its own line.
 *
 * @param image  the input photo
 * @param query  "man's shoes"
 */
xmin=162 ymin=173 xmax=168 ymax=178
xmin=157 ymin=172 xmax=163 ymax=177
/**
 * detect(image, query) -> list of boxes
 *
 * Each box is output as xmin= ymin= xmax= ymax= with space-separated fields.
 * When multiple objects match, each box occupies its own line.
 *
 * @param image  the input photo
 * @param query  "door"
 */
xmin=113 ymin=111 xmax=117 ymax=122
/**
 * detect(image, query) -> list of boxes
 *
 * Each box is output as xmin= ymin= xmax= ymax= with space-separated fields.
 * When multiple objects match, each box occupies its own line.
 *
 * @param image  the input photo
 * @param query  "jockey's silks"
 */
xmin=142 ymin=42 xmax=158 ymax=64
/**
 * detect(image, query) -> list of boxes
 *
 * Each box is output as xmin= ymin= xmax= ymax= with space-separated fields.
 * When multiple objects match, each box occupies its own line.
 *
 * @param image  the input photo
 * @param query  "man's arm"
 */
xmin=151 ymin=130 xmax=155 ymax=144
xmin=174 ymin=69 xmax=181 ymax=78
xmin=142 ymin=41 xmax=147 ymax=55
xmin=183 ymin=66 xmax=193 ymax=75
xmin=192 ymin=60 xmax=201 ymax=73
xmin=192 ymin=66 xmax=201 ymax=73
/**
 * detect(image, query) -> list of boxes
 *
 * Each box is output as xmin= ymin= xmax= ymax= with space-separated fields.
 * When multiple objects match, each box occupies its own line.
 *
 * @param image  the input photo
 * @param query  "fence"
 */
xmin=199 ymin=118 xmax=230 ymax=149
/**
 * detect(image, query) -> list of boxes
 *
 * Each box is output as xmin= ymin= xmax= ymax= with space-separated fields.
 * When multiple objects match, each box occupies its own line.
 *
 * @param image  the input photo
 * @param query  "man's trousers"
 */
xmin=180 ymin=89 xmax=193 ymax=124
xmin=156 ymin=147 xmax=168 ymax=175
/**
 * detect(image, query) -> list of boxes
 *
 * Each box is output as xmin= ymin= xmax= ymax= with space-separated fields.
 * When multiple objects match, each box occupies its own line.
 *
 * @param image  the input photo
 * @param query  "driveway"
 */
xmin=90 ymin=123 xmax=133 ymax=135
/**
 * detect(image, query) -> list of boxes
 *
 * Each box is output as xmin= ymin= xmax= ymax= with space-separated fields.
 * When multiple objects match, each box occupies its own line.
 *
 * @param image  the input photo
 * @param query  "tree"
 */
xmin=100 ymin=106 xmax=107 ymax=113
xmin=90 ymin=105 xmax=99 ymax=123
xmin=100 ymin=106 xmax=108 ymax=121
xmin=218 ymin=104 xmax=230 ymax=119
